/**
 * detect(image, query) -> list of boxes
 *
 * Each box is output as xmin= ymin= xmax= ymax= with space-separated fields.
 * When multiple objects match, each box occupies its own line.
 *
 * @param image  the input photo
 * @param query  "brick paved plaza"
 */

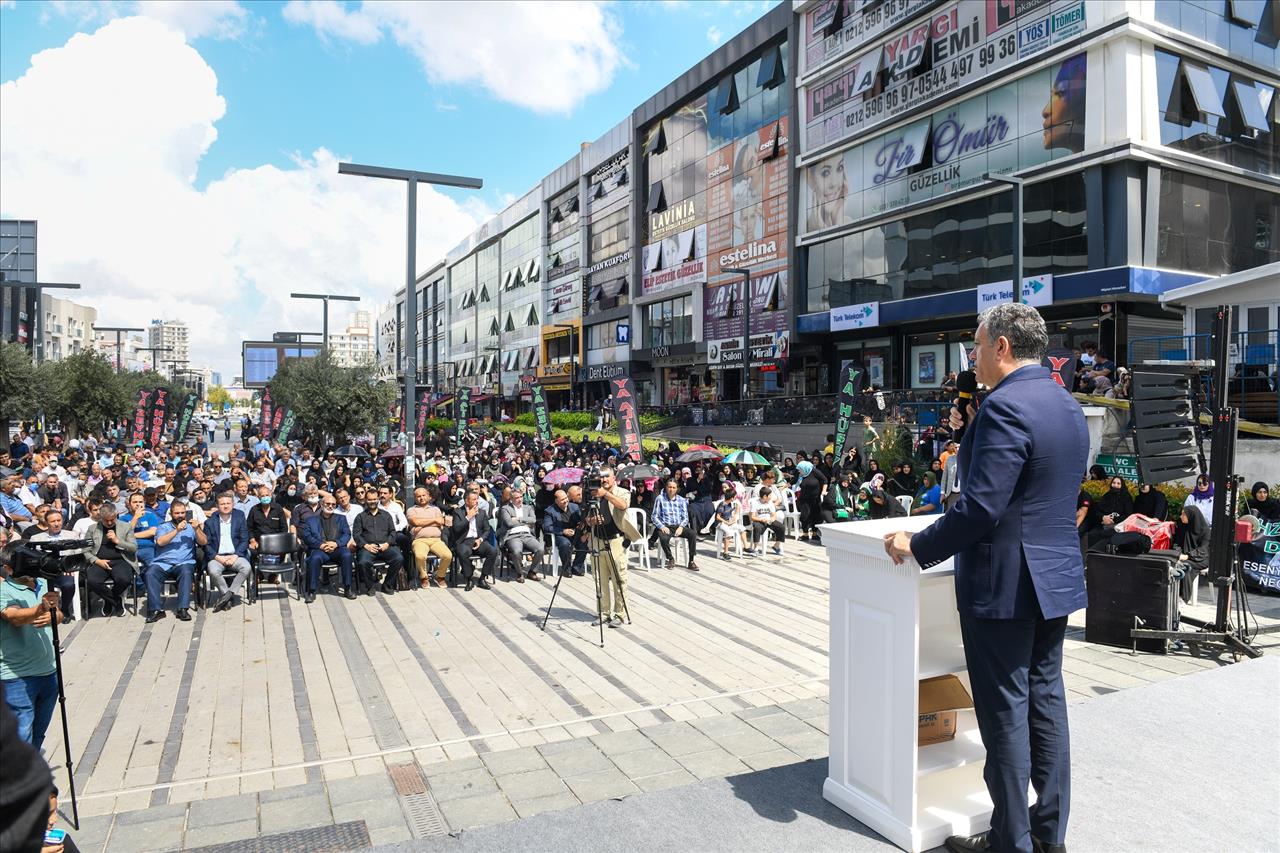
xmin=44 ymin=533 xmax=1280 ymax=852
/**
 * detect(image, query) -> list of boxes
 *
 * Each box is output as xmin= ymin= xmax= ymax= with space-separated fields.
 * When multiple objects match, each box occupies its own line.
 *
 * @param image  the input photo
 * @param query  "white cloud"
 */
xmin=707 ymin=24 xmax=723 ymax=45
xmin=0 ymin=16 xmax=483 ymax=379
xmin=0 ymin=1 xmax=19 ymax=9
xmin=282 ymin=0 xmax=624 ymax=114
xmin=45 ymin=0 xmax=251 ymax=39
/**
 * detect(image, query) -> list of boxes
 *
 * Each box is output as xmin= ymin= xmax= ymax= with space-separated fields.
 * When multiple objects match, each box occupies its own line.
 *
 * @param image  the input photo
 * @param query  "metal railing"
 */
xmin=641 ymin=389 xmax=958 ymax=428
xmin=1129 ymin=329 xmax=1278 ymax=424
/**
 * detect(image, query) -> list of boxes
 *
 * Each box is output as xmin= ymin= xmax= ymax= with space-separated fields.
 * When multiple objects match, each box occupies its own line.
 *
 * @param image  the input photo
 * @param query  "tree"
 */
xmin=207 ymin=385 xmax=233 ymax=409
xmin=39 ymin=350 xmax=131 ymax=438
xmin=0 ymin=341 xmax=38 ymax=421
xmin=268 ymin=352 xmax=394 ymax=444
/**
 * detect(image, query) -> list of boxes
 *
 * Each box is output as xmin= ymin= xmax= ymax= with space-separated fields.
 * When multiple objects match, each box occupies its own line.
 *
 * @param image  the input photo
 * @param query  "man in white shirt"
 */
xmin=377 ymin=484 xmax=412 ymax=570
xmin=29 ymin=508 xmax=80 ymax=621
xmin=335 ymin=488 xmax=362 ymax=555
xmin=748 ymin=485 xmax=786 ymax=556
xmin=249 ymin=458 xmax=277 ymax=489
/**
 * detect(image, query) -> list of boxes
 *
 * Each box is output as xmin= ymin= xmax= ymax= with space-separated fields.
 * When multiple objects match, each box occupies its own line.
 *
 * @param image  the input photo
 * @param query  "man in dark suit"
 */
xmin=300 ymin=495 xmax=354 ymax=602
xmin=451 ymin=490 xmax=497 ymax=591
xmin=884 ymin=303 xmax=1087 ymax=853
xmin=202 ymin=492 xmax=251 ymax=612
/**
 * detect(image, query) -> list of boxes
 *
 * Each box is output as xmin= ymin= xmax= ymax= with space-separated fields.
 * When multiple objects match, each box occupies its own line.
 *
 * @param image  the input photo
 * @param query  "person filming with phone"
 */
xmin=883 ymin=303 xmax=1088 ymax=853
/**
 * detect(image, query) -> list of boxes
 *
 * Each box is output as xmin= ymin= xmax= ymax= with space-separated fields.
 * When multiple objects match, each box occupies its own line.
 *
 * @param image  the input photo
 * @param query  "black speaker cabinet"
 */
xmin=1085 ymin=552 xmax=1179 ymax=654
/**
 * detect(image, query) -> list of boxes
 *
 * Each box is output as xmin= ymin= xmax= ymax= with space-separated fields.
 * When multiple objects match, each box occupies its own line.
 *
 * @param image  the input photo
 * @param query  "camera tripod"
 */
xmin=541 ymin=509 xmax=630 ymax=647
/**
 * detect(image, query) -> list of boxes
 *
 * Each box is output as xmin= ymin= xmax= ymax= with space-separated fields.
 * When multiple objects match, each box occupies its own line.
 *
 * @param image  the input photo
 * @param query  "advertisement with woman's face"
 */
xmin=732 ymin=134 xmax=764 ymax=245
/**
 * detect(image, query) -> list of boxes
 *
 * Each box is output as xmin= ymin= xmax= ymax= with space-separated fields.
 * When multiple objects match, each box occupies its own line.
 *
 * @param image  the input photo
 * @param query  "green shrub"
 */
xmin=1080 ymin=478 xmax=1193 ymax=521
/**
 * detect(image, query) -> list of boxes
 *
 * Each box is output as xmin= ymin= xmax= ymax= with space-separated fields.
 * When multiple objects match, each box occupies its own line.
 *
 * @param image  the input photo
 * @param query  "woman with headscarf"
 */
xmin=1133 ymin=483 xmax=1168 ymax=521
xmin=1246 ymin=482 xmax=1280 ymax=523
xmin=688 ymin=465 xmax=716 ymax=536
xmin=1172 ymin=505 xmax=1210 ymax=603
xmin=821 ymin=469 xmax=857 ymax=523
xmin=796 ymin=459 xmax=827 ymax=541
xmin=1094 ymin=476 xmax=1134 ymax=527
xmin=1183 ymin=474 xmax=1215 ymax=526
xmin=866 ymin=488 xmax=907 ymax=519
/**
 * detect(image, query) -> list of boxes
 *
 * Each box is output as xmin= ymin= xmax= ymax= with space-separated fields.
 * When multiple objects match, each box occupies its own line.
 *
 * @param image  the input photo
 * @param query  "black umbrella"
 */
xmin=676 ymin=448 xmax=723 ymax=463
xmin=333 ymin=445 xmax=370 ymax=460
xmin=616 ymin=463 xmax=660 ymax=481
xmin=746 ymin=441 xmax=778 ymax=461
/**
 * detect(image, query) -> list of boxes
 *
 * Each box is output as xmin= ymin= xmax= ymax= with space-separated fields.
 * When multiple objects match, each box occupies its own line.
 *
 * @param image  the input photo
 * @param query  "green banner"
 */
xmin=455 ymin=388 xmax=471 ymax=442
xmin=531 ymin=384 xmax=552 ymax=443
xmin=278 ymin=408 xmax=297 ymax=444
xmin=832 ymin=363 xmax=864 ymax=460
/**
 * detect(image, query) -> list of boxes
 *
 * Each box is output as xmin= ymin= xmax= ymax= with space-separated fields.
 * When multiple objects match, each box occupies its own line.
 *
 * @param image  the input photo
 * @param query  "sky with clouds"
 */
xmin=0 ymin=0 xmax=778 ymax=381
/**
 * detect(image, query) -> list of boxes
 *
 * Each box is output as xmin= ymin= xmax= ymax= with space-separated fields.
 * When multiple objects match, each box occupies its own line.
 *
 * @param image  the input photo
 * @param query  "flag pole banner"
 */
xmin=259 ymin=388 xmax=273 ymax=437
xmin=271 ymin=405 xmax=285 ymax=439
xmin=833 ymin=363 xmax=864 ymax=459
xmin=278 ymin=409 xmax=297 ymax=444
xmin=455 ymin=388 xmax=471 ymax=442
xmin=174 ymin=393 xmax=197 ymax=443
xmin=531 ymin=384 xmax=553 ymax=443
xmin=1042 ymin=347 xmax=1078 ymax=389
xmin=415 ymin=398 xmax=429 ymax=443
xmin=147 ymin=387 xmax=169 ymax=449
xmin=131 ymin=389 xmax=151 ymax=444
xmin=610 ymin=376 xmax=643 ymax=464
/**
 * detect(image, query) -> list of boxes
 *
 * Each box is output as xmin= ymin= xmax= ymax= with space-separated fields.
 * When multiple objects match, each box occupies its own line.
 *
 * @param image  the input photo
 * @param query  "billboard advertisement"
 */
xmin=706 ymin=117 xmax=790 ymax=282
xmin=800 ymin=52 xmax=1086 ymax=239
xmin=802 ymin=0 xmax=1090 ymax=152
xmin=801 ymin=0 xmax=942 ymax=76
xmin=702 ymin=270 xmax=790 ymax=342
xmin=242 ymin=341 xmax=322 ymax=388
xmin=641 ymin=224 xmax=707 ymax=296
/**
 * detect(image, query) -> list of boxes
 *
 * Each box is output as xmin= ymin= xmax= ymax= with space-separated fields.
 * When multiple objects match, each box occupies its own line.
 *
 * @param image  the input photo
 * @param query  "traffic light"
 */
xmin=1130 ymin=371 xmax=1198 ymax=484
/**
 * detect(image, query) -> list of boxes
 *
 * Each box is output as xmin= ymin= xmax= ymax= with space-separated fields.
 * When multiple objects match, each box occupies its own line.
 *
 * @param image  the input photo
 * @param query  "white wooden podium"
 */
xmin=820 ymin=517 xmax=991 ymax=853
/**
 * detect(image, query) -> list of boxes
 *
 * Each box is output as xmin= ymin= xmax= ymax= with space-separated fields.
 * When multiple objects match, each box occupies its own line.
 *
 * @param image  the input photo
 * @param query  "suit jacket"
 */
xmin=941 ymin=454 xmax=960 ymax=497
xmin=87 ymin=520 xmax=139 ymax=569
xmin=202 ymin=510 xmax=250 ymax=562
xmin=301 ymin=513 xmax=351 ymax=553
xmin=497 ymin=503 xmax=537 ymax=544
xmin=911 ymin=364 xmax=1089 ymax=620
xmin=451 ymin=505 xmax=492 ymax=547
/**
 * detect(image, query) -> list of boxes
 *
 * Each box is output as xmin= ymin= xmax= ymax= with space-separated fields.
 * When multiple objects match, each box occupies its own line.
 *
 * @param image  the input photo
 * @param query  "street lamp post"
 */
xmin=0 ymin=280 xmax=81 ymax=362
xmin=138 ymin=346 xmax=173 ymax=373
xmin=722 ymin=267 xmax=752 ymax=403
xmin=92 ymin=324 xmax=145 ymax=373
xmin=549 ymin=323 xmax=578 ymax=410
xmin=338 ymin=161 xmax=482 ymax=502
xmin=290 ymin=293 xmax=361 ymax=354
xmin=985 ymin=173 xmax=1024 ymax=304
xmin=484 ymin=345 xmax=502 ymax=421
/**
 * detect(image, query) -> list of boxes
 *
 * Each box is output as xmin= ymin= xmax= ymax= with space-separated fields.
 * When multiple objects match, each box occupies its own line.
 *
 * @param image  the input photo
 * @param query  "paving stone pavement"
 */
xmin=40 ymin=534 xmax=1280 ymax=852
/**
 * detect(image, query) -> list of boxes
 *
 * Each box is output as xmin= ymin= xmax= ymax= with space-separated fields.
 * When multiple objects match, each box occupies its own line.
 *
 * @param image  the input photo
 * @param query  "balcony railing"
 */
xmin=641 ymin=389 xmax=957 ymax=429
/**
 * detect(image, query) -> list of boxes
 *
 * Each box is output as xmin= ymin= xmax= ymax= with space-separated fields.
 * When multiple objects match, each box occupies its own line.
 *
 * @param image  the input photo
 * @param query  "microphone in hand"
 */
xmin=950 ymin=370 xmax=978 ymax=438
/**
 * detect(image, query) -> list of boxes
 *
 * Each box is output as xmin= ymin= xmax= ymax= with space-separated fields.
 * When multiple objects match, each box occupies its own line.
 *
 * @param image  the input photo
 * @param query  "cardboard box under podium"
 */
xmin=918 ymin=674 xmax=974 ymax=746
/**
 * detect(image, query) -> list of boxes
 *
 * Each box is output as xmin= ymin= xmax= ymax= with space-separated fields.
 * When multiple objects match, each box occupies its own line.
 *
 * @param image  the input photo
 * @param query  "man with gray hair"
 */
xmin=885 ymin=301 xmax=1085 ymax=853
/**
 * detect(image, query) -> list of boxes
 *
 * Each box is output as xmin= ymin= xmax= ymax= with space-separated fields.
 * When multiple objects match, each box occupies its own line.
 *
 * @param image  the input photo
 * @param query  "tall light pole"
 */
xmin=290 ymin=293 xmax=360 ymax=353
xmin=338 ymin=161 xmax=482 ymax=501
xmin=985 ymin=173 xmax=1024 ymax=304
xmin=138 ymin=346 xmax=172 ymax=373
xmin=484 ymin=344 xmax=502 ymax=421
xmin=92 ymin=324 xmax=145 ymax=373
xmin=549 ymin=323 xmax=578 ymax=409
xmin=723 ymin=267 xmax=752 ymax=403
xmin=0 ymin=280 xmax=80 ymax=362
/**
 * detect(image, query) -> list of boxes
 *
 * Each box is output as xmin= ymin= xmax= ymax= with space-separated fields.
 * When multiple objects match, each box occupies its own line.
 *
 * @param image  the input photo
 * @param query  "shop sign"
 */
xmin=1095 ymin=453 xmax=1139 ymax=479
xmin=800 ymin=52 xmax=1086 ymax=238
xmin=976 ymin=274 xmax=1053 ymax=310
xmin=590 ymin=151 xmax=628 ymax=185
xmin=642 ymin=223 xmax=708 ymax=296
xmin=616 ymin=323 xmax=630 ymax=345
xmin=802 ymin=0 xmax=1091 ymax=152
xmin=707 ymin=337 xmax=742 ymax=366
xmin=540 ymin=362 xmax=572 ymax=377
xmin=801 ymin=0 xmax=942 ymax=76
xmin=648 ymin=199 xmax=700 ymax=242
xmin=830 ymin=301 xmax=880 ymax=331
xmin=703 ymin=270 xmax=790 ymax=341
xmin=585 ymin=249 xmax=631 ymax=276
xmin=579 ymin=363 xmax=628 ymax=383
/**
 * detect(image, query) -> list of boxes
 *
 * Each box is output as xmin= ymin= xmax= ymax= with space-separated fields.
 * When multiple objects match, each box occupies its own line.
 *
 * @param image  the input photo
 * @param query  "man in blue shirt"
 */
xmin=651 ymin=479 xmax=699 ymax=571
xmin=121 ymin=492 xmax=161 ymax=571
xmin=146 ymin=502 xmax=206 ymax=623
xmin=1 ymin=539 xmax=62 ymax=751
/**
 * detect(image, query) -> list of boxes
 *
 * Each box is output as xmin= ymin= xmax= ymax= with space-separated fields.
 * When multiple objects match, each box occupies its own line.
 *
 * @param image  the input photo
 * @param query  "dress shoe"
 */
xmin=944 ymin=833 xmax=990 ymax=853
xmin=305 ymin=592 xmax=316 ymax=604
xmin=516 ymin=574 xmax=525 ymax=583
xmin=687 ymin=562 xmax=699 ymax=571
xmin=420 ymin=579 xmax=431 ymax=590
xmin=572 ymin=568 xmax=585 ymax=577
xmin=213 ymin=595 xmax=233 ymax=613
xmin=176 ymin=608 xmax=191 ymax=621
xmin=365 ymin=588 xmax=376 ymax=597
xmin=343 ymin=589 xmax=357 ymax=600
xmin=477 ymin=576 xmax=492 ymax=591
xmin=434 ymin=577 xmax=448 ymax=589
xmin=145 ymin=611 xmax=166 ymax=624
xmin=381 ymin=583 xmax=397 ymax=595
xmin=528 ymin=571 xmax=542 ymax=581
xmin=464 ymin=577 xmax=475 ymax=592
xmin=1032 ymin=838 xmax=1067 ymax=853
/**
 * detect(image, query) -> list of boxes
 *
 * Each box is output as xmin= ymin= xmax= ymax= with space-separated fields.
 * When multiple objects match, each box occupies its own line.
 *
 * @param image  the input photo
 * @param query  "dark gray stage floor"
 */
xmin=374 ymin=656 xmax=1280 ymax=853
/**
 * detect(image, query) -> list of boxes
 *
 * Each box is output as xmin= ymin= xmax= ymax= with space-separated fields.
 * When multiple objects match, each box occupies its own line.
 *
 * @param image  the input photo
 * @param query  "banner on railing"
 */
xmin=259 ymin=388 xmax=272 ymax=438
xmin=455 ymin=388 xmax=471 ymax=441
xmin=278 ymin=409 xmax=297 ymax=444
xmin=147 ymin=388 xmax=169 ymax=449
xmin=610 ymin=376 xmax=644 ymax=463
xmin=833 ymin=363 xmax=865 ymax=459
xmin=131 ymin=389 xmax=151 ymax=444
xmin=531 ymin=384 xmax=553 ymax=443
xmin=1241 ymin=521 xmax=1280 ymax=594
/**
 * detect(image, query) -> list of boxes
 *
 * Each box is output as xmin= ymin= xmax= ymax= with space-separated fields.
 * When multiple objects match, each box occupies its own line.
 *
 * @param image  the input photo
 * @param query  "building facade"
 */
xmin=94 ymin=330 xmax=147 ymax=373
xmin=39 ymin=293 xmax=97 ymax=362
xmin=0 ymin=219 xmax=38 ymax=349
xmin=328 ymin=309 xmax=373 ymax=367
xmin=793 ymin=0 xmax=1277 ymax=391
xmin=148 ymin=318 xmax=191 ymax=370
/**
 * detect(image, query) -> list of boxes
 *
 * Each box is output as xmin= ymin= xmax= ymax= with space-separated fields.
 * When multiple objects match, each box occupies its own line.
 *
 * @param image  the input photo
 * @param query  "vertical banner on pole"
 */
xmin=131 ymin=389 xmax=152 ymax=444
xmin=271 ymin=406 xmax=285 ymax=439
xmin=610 ymin=376 xmax=643 ymax=464
xmin=415 ymin=398 xmax=429 ymax=443
xmin=455 ymin=388 xmax=471 ymax=442
xmin=531 ymin=383 xmax=552 ymax=443
xmin=1042 ymin=347 xmax=1078 ymax=390
xmin=832 ymin=363 xmax=865 ymax=460
xmin=278 ymin=409 xmax=297 ymax=444
xmin=259 ymin=388 xmax=273 ymax=437
xmin=148 ymin=388 xmax=169 ymax=449
xmin=174 ymin=393 xmax=196 ymax=443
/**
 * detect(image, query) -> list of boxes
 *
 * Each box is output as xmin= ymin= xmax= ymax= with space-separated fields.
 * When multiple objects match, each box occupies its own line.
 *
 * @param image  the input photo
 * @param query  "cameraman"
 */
xmin=1 ymin=535 xmax=62 ymax=751
xmin=586 ymin=468 xmax=640 ymax=627
xmin=28 ymin=510 xmax=79 ymax=623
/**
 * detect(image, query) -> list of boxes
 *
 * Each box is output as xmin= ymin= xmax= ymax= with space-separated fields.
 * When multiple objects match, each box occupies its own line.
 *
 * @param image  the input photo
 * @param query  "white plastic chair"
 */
xmin=760 ymin=525 xmax=785 ymax=558
xmin=896 ymin=495 xmax=914 ymax=514
xmin=781 ymin=488 xmax=802 ymax=537
xmin=625 ymin=507 xmax=652 ymax=572
xmin=715 ymin=522 xmax=745 ymax=558
xmin=544 ymin=533 xmax=561 ymax=578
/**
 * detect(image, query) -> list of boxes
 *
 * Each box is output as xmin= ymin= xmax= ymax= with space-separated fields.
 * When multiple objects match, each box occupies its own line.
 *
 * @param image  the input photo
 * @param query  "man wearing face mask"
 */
xmin=301 ymin=494 xmax=355 ymax=602
xmin=291 ymin=484 xmax=322 ymax=540
xmin=246 ymin=483 xmax=289 ymax=561
xmin=352 ymin=492 xmax=403 ymax=595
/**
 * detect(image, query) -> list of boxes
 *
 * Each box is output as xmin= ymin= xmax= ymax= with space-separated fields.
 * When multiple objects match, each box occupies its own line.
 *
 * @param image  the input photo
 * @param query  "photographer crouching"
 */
xmin=0 ymin=529 xmax=62 ymax=752
xmin=585 ymin=468 xmax=640 ymax=628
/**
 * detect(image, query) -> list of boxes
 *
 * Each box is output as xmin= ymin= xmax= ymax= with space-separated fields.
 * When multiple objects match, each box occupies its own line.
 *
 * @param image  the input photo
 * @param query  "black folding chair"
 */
xmin=252 ymin=532 xmax=301 ymax=603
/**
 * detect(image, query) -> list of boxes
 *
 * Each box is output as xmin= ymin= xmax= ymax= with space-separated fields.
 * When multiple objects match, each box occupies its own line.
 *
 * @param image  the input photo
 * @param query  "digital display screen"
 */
xmin=242 ymin=341 xmax=321 ymax=387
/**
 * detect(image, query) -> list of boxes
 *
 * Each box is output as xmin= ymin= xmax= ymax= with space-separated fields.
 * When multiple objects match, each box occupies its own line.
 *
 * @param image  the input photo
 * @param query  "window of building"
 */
xmin=588 ymin=206 xmax=629 ymax=261
xmin=1156 ymin=167 xmax=1280 ymax=274
xmin=1153 ymin=0 xmax=1277 ymax=68
xmin=587 ymin=319 xmax=624 ymax=351
xmin=645 ymin=295 xmax=693 ymax=348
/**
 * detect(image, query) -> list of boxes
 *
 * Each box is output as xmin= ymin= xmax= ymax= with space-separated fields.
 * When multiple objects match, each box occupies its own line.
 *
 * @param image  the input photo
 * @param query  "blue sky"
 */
xmin=2 ymin=0 xmax=778 ymax=208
